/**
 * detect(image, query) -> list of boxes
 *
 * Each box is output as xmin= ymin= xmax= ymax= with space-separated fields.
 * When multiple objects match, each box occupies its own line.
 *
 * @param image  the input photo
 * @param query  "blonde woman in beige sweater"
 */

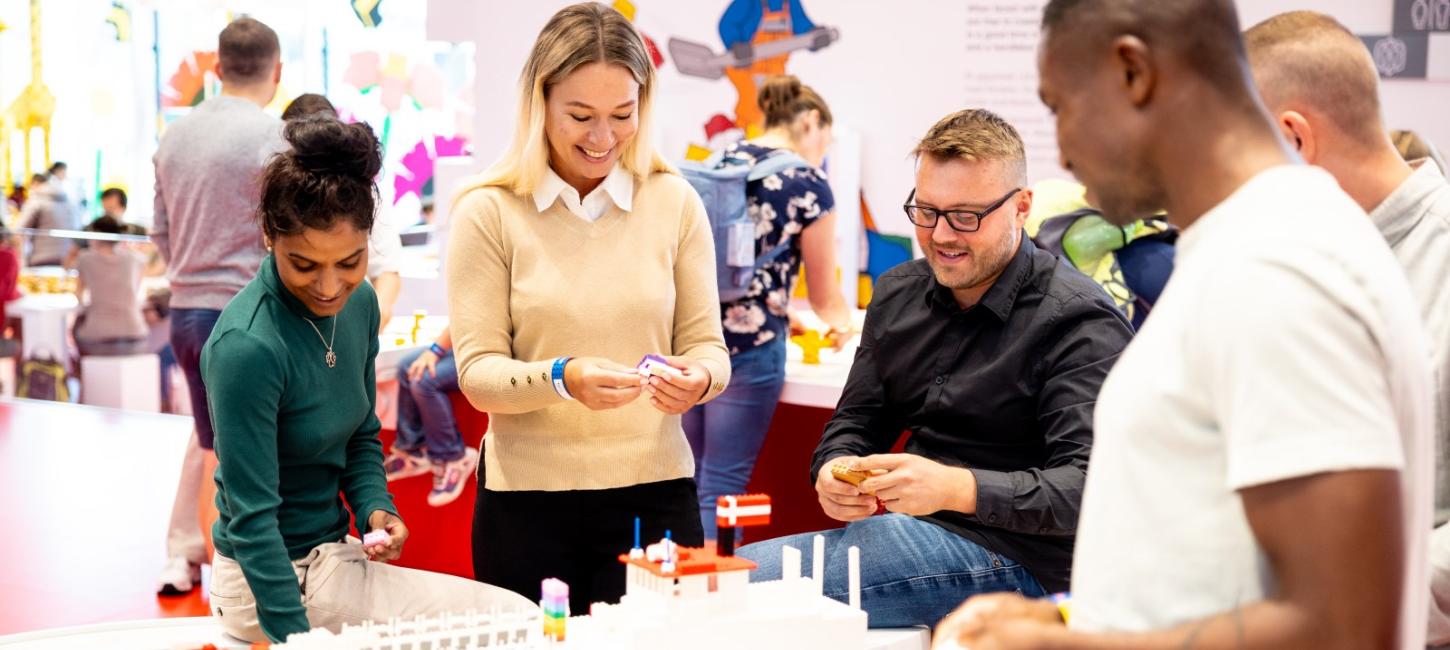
xmin=446 ymin=3 xmax=730 ymax=614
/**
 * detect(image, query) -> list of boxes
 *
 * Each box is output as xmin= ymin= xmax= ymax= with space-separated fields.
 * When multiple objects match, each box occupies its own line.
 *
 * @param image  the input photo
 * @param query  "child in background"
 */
xmin=383 ymin=326 xmax=479 ymax=507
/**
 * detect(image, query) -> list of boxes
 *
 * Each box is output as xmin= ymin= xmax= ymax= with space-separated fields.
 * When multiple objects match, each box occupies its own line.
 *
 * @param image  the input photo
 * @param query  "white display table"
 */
xmin=779 ymin=308 xmax=866 ymax=409
xmin=9 ymin=293 xmax=78 ymax=368
xmin=0 ymin=616 xmax=927 ymax=650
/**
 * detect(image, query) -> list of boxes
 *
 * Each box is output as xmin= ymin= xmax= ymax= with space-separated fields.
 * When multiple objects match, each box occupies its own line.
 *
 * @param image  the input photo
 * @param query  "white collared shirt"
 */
xmin=532 ymin=165 xmax=634 ymax=222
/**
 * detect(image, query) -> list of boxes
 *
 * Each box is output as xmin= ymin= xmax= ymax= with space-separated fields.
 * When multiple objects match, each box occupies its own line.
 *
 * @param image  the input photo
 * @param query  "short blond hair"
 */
xmin=1244 ymin=11 xmax=1385 ymax=148
xmin=912 ymin=109 xmax=1027 ymax=185
xmin=458 ymin=3 xmax=671 ymax=202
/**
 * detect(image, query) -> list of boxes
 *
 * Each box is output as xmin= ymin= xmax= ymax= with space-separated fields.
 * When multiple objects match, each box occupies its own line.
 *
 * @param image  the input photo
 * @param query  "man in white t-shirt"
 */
xmin=934 ymin=1 xmax=1435 ymax=649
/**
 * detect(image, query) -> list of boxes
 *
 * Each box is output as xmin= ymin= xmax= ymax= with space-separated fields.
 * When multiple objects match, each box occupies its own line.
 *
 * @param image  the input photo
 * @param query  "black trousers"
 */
xmin=472 ymin=477 xmax=704 ymax=614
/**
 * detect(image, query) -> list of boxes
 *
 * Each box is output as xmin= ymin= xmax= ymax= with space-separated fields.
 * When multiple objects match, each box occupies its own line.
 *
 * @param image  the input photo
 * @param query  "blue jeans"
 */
xmin=737 ymin=514 xmax=1047 ymax=628
xmin=158 ymin=344 xmax=176 ymax=411
xmin=682 ymin=338 xmax=786 ymax=539
xmin=170 ymin=308 xmax=221 ymax=449
xmin=394 ymin=348 xmax=465 ymax=463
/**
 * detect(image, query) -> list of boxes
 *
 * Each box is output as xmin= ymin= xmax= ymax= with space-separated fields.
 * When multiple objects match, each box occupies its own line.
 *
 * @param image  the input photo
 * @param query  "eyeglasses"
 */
xmin=902 ymin=187 xmax=1021 ymax=233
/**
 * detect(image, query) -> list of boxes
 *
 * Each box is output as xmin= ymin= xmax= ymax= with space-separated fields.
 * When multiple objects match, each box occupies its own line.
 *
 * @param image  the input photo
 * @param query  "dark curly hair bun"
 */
xmin=259 ymin=114 xmax=382 ymax=241
xmin=285 ymin=115 xmax=381 ymax=181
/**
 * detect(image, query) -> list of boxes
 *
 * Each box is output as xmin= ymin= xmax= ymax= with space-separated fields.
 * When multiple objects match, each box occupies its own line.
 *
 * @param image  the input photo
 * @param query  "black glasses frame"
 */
xmin=902 ymin=187 xmax=1021 ymax=232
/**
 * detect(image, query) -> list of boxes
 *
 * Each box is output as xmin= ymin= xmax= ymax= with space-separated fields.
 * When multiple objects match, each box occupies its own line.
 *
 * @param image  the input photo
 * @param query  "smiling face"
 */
xmin=269 ymin=220 xmax=369 ymax=318
xmin=912 ymin=155 xmax=1029 ymax=307
xmin=544 ymin=62 xmax=640 ymax=195
xmin=1038 ymin=28 xmax=1164 ymax=226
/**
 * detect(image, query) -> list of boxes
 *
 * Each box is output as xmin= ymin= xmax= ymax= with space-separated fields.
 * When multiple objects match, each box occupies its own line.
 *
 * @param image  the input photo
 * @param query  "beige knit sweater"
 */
xmin=446 ymin=171 xmax=731 ymax=491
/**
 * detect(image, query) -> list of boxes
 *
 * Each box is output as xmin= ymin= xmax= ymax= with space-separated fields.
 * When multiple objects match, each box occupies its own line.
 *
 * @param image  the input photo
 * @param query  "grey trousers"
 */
xmin=212 ymin=541 xmax=536 ymax=643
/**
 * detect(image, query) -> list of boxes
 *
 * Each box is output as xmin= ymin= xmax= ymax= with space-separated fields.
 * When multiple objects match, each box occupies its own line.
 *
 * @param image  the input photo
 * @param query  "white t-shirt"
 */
xmin=1070 ymin=165 xmax=1434 ymax=649
xmin=367 ymin=212 xmax=403 ymax=280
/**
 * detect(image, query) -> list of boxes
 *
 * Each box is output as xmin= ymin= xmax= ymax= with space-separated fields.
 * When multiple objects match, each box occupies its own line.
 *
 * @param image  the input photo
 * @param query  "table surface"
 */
xmin=7 ymin=292 xmax=79 ymax=313
xmin=0 ymin=616 xmax=929 ymax=649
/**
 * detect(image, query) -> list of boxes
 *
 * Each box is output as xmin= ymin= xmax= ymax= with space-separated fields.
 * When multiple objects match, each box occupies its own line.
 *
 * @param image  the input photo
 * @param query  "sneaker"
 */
xmin=427 ymin=447 xmax=480 ymax=507
xmin=383 ymin=449 xmax=432 ymax=482
xmin=157 ymin=556 xmax=201 ymax=595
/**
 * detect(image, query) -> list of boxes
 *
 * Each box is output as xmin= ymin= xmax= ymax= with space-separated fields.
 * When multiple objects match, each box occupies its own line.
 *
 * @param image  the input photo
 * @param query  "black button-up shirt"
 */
xmin=810 ymin=234 xmax=1133 ymax=591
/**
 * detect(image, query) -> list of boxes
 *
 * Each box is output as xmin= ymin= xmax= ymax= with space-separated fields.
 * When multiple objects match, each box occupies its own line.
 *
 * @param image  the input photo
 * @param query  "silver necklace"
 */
xmin=304 ymin=316 xmax=338 ymax=368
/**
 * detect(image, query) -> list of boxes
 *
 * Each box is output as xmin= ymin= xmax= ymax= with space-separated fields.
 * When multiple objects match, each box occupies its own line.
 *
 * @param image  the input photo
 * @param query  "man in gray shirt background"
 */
xmin=13 ymin=171 xmax=79 ymax=267
xmin=1243 ymin=11 xmax=1450 ymax=644
xmin=152 ymin=16 xmax=286 ymax=596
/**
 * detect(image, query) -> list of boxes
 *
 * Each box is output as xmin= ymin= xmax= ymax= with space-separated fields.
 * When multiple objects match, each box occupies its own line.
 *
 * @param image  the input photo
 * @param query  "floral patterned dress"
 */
xmin=717 ymin=142 xmax=836 ymax=356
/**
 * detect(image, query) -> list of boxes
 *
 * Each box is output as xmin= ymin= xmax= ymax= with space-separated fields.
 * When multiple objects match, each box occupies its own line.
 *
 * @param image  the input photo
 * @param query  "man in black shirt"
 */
xmin=737 ymin=109 xmax=1132 ymax=628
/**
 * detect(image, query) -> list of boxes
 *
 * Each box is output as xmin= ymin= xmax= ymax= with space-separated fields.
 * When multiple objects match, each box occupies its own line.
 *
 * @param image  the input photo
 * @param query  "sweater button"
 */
xmin=988 ymin=513 xmax=997 ymax=523
xmin=934 ymin=376 xmax=945 ymax=385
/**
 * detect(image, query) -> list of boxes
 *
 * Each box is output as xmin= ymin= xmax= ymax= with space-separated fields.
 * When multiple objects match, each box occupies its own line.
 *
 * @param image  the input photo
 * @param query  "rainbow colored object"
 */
xmin=541 ymin=577 xmax=569 ymax=641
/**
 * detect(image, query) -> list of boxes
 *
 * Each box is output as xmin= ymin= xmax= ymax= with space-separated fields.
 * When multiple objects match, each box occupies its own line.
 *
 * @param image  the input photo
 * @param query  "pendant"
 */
xmin=325 ymin=350 xmax=337 ymax=368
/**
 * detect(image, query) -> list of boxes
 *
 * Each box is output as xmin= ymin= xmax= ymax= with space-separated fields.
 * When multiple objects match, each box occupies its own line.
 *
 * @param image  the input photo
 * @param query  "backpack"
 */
xmin=18 ymin=354 xmax=70 ymax=402
xmin=1033 ymin=208 xmax=1177 ymax=329
xmin=680 ymin=148 xmax=812 ymax=303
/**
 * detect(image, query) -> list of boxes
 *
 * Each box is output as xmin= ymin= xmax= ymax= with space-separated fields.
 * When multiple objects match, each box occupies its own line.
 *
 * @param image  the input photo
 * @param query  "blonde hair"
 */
xmin=458 ymin=2 xmax=671 ymax=201
xmin=912 ymin=109 xmax=1028 ymax=185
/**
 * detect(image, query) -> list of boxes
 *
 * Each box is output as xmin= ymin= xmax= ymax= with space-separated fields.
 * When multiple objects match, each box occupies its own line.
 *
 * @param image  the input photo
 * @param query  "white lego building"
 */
xmin=272 ymin=536 xmax=865 ymax=650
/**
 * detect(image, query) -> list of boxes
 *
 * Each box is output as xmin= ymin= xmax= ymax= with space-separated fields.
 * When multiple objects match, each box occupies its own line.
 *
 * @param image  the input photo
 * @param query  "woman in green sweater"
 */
xmin=204 ymin=115 xmax=531 ymax=643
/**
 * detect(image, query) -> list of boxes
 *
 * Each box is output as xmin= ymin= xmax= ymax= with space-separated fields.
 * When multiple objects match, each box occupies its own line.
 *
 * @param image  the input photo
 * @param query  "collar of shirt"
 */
xmin=923 ymin=232 xmax=1036 ymax=322
xmin=532 ymin=164 xmax=634 ymax=222
xmin=1369 ymin=159 xmax=1446 ymax=248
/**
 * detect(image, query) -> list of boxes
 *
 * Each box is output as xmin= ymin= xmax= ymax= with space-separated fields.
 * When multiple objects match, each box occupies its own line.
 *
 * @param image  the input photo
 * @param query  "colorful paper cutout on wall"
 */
xmin=106 ymin=1 xmax=132 ymax=42
xmin=352 ymin=0 xmax=383 ymax=29
xmin=613 ymin=0 xmax=665 ymax=68
xmin=393 ymin=135 xmax=468 ymax=205
xmin=162 ymin=51 xmax=218 ymax=108
xmin=669 ymin=0 xmax=836 ymax=133
xmin=344 ymin=51 xmax=444 ymax=112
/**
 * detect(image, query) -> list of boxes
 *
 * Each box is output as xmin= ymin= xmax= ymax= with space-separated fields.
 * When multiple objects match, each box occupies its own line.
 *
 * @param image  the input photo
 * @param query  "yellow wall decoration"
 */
xmin=2 ymin=0 xmax=55 ymax=185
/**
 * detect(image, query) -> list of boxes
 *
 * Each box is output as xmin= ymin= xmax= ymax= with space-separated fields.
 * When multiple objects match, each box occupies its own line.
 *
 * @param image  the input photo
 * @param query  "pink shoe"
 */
xmin=383 ymin=449 xmax=431 ymax=482
xmin=428 ymin=447 xmax=480 ymax=507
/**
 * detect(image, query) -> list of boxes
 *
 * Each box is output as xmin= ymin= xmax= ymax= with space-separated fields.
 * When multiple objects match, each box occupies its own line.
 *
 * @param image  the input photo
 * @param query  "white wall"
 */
xmin=427 ymin=0 xmax=1450 ymax=241
xmin=1236 ymin=0 xmax=1450 ymax=157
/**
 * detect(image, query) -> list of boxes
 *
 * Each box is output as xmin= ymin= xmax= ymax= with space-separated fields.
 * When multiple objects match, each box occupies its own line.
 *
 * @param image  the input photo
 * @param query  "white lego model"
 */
xmin=271 ymin=607 xmax=541 ymax=649
xmin=272 ymin=494 xmax=868 ymax=649
xmin=566 ymin=533 xmax=866 ymax=649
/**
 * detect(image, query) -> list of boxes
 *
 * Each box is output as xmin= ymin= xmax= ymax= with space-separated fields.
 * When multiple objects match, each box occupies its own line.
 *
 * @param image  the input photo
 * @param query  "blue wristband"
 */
xmin=429 ymin=343 xmax=447 ymax=357
xmin=551 ymin=357 xmax=574 ymax=400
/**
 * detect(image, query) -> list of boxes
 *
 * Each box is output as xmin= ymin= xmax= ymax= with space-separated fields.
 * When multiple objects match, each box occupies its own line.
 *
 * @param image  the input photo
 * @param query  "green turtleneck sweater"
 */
xmin=204 ymin=254 xmax=396 ymax=642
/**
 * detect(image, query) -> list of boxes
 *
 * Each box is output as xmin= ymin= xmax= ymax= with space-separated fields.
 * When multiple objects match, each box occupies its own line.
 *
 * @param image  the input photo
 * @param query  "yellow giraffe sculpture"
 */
xmin=0 ymin=16 xmax=10 ymax=190
xmin=2 ymin=0 xmax=55 ymax=186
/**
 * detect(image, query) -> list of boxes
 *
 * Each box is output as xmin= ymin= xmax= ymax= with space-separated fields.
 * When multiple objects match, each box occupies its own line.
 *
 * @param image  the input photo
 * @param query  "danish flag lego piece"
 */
xmin=716 ymin=494 xmax=772 ymax=529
